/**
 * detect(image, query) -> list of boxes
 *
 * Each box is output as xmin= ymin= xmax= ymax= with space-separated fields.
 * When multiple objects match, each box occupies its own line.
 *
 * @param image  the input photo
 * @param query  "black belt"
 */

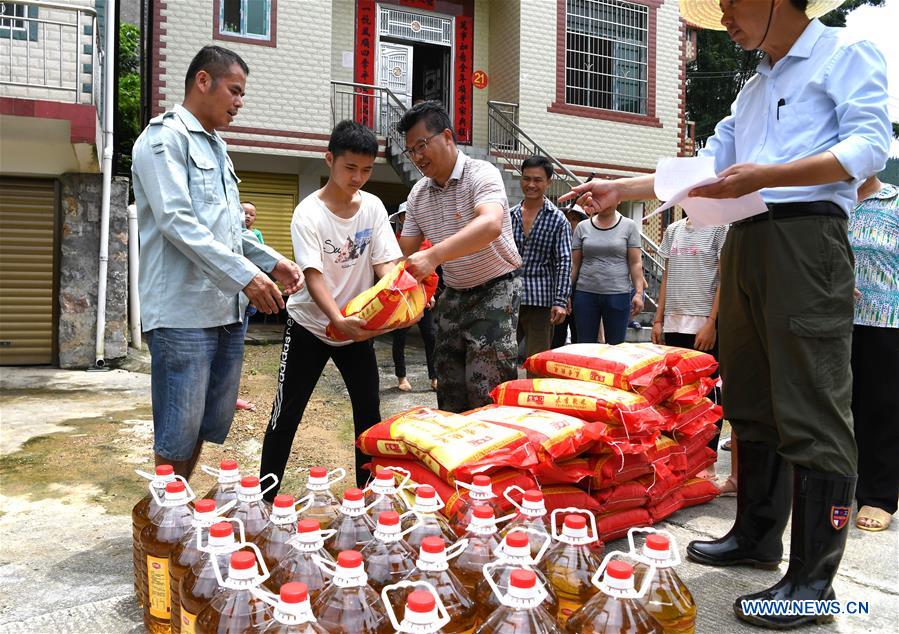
xmin=733 ymin=201 xmax=845 ymax=226
xmin=451 ymin=271 xmax=516 ymax=293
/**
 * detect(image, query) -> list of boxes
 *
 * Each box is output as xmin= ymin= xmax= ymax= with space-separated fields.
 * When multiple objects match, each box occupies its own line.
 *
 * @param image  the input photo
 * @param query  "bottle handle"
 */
xmin=493 ymin=526 xmax=552 ymax=566
xmin=312 ymin=553 xmax=339 ymax=577
xmin=444 ymin=537 xmax=469 ymax=561
xmin=249 ymin=586 xmax=279 ymax=608
xmin=200 ymin=464 xmax=221 ymax=478
xmin=627 ymin=527 xmax=681 ymax=567
xmin=381 ymin=580 xmax=451 ymax=632
xmin=502 ymin=485 xmax=527 ymax=513
xmin=134 ymin=468 xmax=157 ymax=481
xmin=397 ymin=510 xmax=423 ymax=539
xmin=361 ymin=493 xmax=386 ymax=514
xmin=149 ymin=475 xmax=196 ymax=508
xmin=197 ymin=516 xmax=247 ymax=552
xmin=591 ymin=549 xmax=656 ymax=599
xmin=210 ymin=541 xmax=270 ymax=589
xmin=326 ymin=467 xmax=347 ymax=486
xmin=214 ymin=499 xmax=237 ymax=517
xmin=259 ymin=472 xmax=279 ymax=497
xmin=294 ymin=493 xmax=314 ymax=515
xmin=481 ymin=561 xmax=506 ymax=605
xmin=550 ymin=507 xmax=599 ymax=544
xmin=392 ymin=466 xmax=412 ymax=493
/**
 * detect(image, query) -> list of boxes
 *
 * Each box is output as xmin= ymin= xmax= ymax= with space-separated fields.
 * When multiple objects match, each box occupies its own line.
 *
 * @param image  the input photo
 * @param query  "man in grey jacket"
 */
xmin=132 ymin=46 xmax=303 ymax=478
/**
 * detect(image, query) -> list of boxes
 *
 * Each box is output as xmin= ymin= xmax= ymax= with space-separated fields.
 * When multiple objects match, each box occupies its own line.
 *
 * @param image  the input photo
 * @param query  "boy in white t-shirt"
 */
xmin=260 ymin=120 xmax=403 ymax=494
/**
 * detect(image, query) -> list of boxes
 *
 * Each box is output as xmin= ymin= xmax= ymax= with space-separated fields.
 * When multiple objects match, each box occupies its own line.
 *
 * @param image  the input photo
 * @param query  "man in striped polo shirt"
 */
xmin=397 ymin=101 xmax=522 ymax=413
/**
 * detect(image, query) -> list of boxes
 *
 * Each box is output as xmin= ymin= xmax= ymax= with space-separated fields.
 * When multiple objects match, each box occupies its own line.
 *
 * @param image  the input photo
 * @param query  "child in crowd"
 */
xmin=259 ymin=120 xmax=403 ymax=495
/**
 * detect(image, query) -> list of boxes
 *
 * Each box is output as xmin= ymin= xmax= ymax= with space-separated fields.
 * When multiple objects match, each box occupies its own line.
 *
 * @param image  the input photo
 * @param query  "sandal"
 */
xmin=717 ymin=476 xmax=737 ymax=497
xmin=856 ymin=505 xmax=893 ymax=532
xmin=721 ymin=439 xmax=732 ymax=451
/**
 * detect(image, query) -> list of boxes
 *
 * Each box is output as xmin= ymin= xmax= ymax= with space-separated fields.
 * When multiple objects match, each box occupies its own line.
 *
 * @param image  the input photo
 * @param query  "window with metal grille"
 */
xmin=565 ymin=0 xmax=648 ymax=115
xmin=220 ymin=0 xmax=270 ymax=40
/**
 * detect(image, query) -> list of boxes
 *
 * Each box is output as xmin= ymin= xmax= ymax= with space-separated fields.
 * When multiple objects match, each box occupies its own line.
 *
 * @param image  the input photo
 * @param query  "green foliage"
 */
xmin=686 ymin=0 xmax=885 ymax=150
xmin=117 ymin=22 xmax=141 ymax=173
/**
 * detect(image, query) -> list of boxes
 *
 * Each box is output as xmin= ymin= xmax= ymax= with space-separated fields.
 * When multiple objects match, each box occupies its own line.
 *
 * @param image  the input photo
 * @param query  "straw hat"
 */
xmin=678 ymin=0 xmax=845 ymax=30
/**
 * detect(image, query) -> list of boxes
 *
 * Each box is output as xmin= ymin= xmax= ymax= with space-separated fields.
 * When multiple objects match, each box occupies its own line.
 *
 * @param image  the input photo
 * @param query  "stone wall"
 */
xmin=58 ymin=174 xmax=129 ymax=369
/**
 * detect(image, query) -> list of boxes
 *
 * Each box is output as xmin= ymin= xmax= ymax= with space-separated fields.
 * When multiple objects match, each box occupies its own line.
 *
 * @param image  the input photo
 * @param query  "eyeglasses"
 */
xmin=402 ymin=132 xmax=442 ymax=159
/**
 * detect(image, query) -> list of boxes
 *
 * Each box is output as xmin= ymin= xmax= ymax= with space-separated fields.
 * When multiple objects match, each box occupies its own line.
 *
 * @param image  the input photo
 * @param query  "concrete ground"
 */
xmin=0 ymin=336 xmax=896 ymax=633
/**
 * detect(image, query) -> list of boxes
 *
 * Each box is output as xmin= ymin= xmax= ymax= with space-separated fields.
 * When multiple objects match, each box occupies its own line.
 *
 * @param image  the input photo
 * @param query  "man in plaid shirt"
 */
xmin=511 ymin=156 xmax=572 ymax=364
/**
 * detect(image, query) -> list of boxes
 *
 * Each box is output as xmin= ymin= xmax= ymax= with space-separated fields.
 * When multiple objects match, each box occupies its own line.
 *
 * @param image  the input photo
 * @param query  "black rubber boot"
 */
xmin=687 ymin=440 xmax=792 ymax=569
xmin=734 ymin=466 xmax=856 ymax=629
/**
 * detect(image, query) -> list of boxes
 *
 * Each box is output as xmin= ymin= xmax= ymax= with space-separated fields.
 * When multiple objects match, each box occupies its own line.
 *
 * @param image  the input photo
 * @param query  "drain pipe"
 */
xmin=128 ymin=203 xmax=141 ymax=348
xmin=93 ymin=0 xmax=117 ymax=369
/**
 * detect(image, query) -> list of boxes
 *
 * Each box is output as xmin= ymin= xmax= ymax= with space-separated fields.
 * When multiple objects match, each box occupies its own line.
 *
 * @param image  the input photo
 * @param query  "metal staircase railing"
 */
xmin=486 ymin=100 xmax=665 ymax=310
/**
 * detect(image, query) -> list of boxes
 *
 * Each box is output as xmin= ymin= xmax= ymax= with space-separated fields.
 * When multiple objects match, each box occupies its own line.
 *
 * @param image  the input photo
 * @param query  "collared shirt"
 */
xmin=700 ymin=19 xmax=891 ymax=214
xmin=511 ymin=198 xmax=572 ymax=308
xmin=849 ymin=183 xmax=898 ymax=329
xmin=402 ymin=151 xmax=521 ymax=289
xmin=132 ymin=104 xmax=283 ymax=330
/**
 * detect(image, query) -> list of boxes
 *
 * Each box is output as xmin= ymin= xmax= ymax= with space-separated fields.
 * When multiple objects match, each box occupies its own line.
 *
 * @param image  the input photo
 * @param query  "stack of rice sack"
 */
xmin=356 ymin=342 xmax=723 ymax=542
xmin=493 ymin=343 xmax=723 ymax=535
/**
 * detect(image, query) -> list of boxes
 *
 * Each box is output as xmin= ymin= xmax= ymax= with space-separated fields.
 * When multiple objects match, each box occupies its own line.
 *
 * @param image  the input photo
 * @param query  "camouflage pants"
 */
xmin=434 ymin=275 xmax=521 ymax=413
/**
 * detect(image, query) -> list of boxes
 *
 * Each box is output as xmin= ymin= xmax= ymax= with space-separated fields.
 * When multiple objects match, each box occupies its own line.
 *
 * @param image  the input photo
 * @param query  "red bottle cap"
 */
xmin=523 ymin=489 xmax=544 ymax=503
xmin=309 ymin=467 xmax=327 ymax=478
xmin=472 ymin=475 xmax=491 ymax=487
xmin=195 ymin=499 xmax=216 ymax=514
xmin=378 ymin=511 xmax=400 ymax=526
xmin=240 ymin=476 xmax=259 ymax=488
xmin=344 ymin=488 xmax=364 ymax=502
xmin=231 ymin=551 xmax=256 ymax=570
xmin=273 ymin=494 xmax=295 ymax=508
xmin=337 ymin=550 xmax=363 ymax=568
xmin=165 ymin=481 xmax=186 ymax=494
xmin=607 ymin=560 xmax=633 ymax=580
xmin=646 ymin=534 xmax=670 ymax=552
xmin=280 ymin=582 xmax=308 ymax=604
xmin=472 ymin=505 xmax=494 ymax=520
xmin=220 ymin=459 xmax=238 ymax=470
xmin=510 ymin=569 xmax=537 ymax=589
xmin=421 ymin=536 xmax=445 ymax=554
xmin=406 ymin=590 xmax=436 ymax=613
xmin=297 ymin=519 xmax=320 ymax=533
xmin=564 ymin=515 xmax=587 ymax=530
xmin=417 ymin=485 xmax=436 ymax=498
xmin=376 ymin=469 xmax=395 ymax=481
xmin=209 ymin=522 xmax=233 ymax=538
xmin=506 ymin=531 xmax=529 ymax=549
xmin=155 ymin=464 xmax=174 ymax=476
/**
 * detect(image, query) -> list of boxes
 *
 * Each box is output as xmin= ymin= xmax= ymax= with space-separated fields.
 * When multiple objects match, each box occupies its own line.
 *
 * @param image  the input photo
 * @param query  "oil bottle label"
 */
xmin=180 ymin=608 xmax=197 ymax=634
xmin=146 ymin=555 xmax=171 ymax=619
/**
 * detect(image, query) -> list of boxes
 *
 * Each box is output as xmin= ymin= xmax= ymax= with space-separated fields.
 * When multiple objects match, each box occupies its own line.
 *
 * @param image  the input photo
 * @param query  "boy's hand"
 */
xmin=406 ymin=249 xmax=440 ymax=281
xmin=334 ymin=316 xmax=392 ymax=342
xmin=272 ymin=259 xmax=304 ymax=294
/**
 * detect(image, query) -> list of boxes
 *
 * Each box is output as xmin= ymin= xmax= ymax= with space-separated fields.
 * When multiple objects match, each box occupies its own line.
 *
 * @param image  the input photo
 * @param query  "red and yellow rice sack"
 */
xmin=326 ymin=262 xmax=438 ymax=341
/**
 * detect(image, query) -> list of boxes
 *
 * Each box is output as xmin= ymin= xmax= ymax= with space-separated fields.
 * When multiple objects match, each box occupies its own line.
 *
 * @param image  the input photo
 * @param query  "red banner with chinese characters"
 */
xmin=354 ymin=0 xmax=376 ymax=128
xmin=400 ymin=0 xmax=435 ymax=9
xmin=454 ymin=15 xmax=473 ymax=145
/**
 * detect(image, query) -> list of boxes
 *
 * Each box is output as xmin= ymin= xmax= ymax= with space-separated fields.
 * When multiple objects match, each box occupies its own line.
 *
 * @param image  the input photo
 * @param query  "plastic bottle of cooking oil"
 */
xmin=395 ymin=536 xmax=477 ymax=634
xmin=195 ymin=547 xmax=272 ymax=633
xmin=311 ymin=550 xmax=391 ymax=633
xmin=450 ymin=505 xmax=512 ymax=595
xmin=628 ymin=528 xmax=696 ymax=634
xmin=364 ymin=467 xmax=413 ymax=519
xmin=265 ymin=519 xmax=336 ymax=602
xmin=202 ymin=459 xmax=242 ymax=511
xmin=477 ymin=567 xmax=561 ymax=633
xmin=258 ymin=494 xmax=313 ymax=571
xmin=297 ymin=466 xmax=346 ymax=530
xmin=254 ymin=582 xmax=329 ymax=633
xmin=232 ymin=474 xmax=279 ymax=543
xmin=450 ymin=475 xmax=501 ymax=536
xmin=382 ymin=580 xmax=451 ymax=633
xmin=326 ymin=487 xmax=381 ymax=556
xmin=564 ymin=552 xmax=662 ymax=634
xmin=360 ymin=510 xmax=421 ymax=592
xmin=404 ymin=484 xmax=457 ymax=551
xmin=500 ymin=488 xmax=551 ymax=560
xmin=178 ymin=518 xmax=246 ymax=634
xmin=540 ymin=510 xmax=605 ymax=627
xmin=169 ymin=498 xmax=236 ymax=634
xmin=474 ymin=529 xmax=557 ymax=622
xmin=141 ymin=478 xmax=196 ymax=634
xmin=132 ymin=464 xmax=177 ymax=606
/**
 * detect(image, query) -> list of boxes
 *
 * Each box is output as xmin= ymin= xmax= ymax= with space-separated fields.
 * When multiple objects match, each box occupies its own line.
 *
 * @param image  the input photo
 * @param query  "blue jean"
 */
xmin=146 ymin=323 xmax=246 ymax=460
xmin=572 ymin=290 xmax=631 ymax=344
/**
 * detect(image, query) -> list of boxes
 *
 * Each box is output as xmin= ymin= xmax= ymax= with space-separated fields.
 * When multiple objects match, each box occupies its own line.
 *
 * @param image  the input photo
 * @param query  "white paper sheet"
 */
xmin=651 ymin=157 xmax=767 ymax=227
